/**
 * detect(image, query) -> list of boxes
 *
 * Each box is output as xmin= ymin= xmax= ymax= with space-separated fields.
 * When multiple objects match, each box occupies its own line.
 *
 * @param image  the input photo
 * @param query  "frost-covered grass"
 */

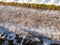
xmin=0 ymin=5 xmax=60 ymax=40
xmin=0 ymin=5 xmax=60 ymax=45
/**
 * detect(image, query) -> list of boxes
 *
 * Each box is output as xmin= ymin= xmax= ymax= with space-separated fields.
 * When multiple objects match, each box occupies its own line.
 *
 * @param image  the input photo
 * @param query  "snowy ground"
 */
xmin=0 ymin=5 xmax=60 ymax=45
